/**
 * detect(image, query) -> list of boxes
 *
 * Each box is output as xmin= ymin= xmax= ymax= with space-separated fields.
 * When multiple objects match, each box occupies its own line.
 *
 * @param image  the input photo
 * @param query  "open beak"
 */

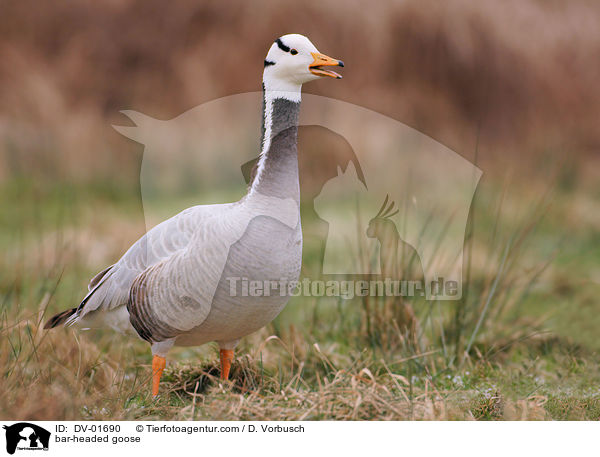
xmin=309 ymin=52 xmax=344 ymax=79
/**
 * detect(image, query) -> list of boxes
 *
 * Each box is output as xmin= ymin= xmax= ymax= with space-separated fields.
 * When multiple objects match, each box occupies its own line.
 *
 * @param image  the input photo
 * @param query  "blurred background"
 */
xmin=2 ymin=0 xmax=600 ymax=183
xmin=1 ymin=0 xmax=600 ymax=420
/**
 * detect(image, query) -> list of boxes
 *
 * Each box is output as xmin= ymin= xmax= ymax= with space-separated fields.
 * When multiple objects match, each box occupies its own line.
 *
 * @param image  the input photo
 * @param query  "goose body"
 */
xmin=76 ymin=193 xmax=300 ymax=347
xmin=45 ymin=34 xmax=344 ymax=396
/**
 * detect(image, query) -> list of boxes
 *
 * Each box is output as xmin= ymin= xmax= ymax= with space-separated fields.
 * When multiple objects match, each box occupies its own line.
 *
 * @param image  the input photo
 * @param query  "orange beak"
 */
xmin=309 ymin=52 xmax=344 ymax=79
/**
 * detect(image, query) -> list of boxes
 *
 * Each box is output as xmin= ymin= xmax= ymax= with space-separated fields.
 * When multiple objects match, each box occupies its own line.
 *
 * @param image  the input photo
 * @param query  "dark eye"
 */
xmin=290 ymin=49 xmax=298 ymax=55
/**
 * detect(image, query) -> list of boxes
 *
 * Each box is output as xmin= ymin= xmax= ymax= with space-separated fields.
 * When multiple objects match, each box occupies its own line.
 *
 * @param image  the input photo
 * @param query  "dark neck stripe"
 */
xmin=260 ymin=83 xmax=266 ymax=147
xmin=276 ymin=38 xmax=290 ymax=53
xmin=264 ymin=59 xmax=275 ymax=67
xmin=269 ymin=98 xmax=300 ymax=140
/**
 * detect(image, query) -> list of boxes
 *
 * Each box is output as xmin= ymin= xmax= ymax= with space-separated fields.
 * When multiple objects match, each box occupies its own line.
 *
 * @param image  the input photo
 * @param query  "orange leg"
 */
xmin=220 ymin=349 xmax=234 ymax=380
xmin=152 ymin=355 xmax=166 ymax=397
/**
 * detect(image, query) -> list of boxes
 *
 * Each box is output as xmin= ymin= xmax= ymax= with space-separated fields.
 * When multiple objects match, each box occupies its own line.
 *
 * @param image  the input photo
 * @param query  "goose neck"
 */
xmin=249 ymin=86 xmax=301 ymax=200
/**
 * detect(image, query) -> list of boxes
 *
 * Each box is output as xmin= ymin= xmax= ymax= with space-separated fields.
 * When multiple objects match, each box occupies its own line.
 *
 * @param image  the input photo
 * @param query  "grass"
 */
xmin=1 ymin=158 xmax=599 ymax=420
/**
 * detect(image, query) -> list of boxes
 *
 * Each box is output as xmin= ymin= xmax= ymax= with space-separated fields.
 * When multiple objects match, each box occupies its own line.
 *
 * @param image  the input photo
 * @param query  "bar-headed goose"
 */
xmin=45 ymin=34 xmax=344 ymax=397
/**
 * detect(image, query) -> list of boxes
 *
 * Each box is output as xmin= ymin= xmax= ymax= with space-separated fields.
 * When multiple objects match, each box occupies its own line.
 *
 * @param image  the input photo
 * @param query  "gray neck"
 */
xmin=249 ymin=87 xmax=301 ymax=202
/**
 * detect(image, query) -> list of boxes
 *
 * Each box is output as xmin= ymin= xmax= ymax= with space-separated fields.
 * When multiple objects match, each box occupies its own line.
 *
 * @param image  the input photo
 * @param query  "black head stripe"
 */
xmin=264 ymin=60 xmax=275 ymax=67
xmin=276 ymin=38 xmax=290 ymax=53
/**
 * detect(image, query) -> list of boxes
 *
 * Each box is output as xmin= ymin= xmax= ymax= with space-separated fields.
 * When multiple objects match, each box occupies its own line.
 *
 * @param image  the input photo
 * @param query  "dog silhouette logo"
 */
xmin=3 ymin=423 xmax=50 ymax=454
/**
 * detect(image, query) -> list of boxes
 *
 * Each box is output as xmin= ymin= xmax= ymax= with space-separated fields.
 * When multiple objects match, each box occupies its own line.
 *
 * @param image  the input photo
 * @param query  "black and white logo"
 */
xmin=3 ymin=423 xmax=50 ymax=455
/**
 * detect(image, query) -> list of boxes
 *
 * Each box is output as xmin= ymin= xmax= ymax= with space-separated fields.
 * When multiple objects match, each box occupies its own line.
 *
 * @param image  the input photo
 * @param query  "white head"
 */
xmin=262 ymin=34 xmax=344 ymax=98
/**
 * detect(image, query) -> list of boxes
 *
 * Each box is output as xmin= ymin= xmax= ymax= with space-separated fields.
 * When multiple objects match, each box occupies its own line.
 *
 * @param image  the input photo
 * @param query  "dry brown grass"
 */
xmin=0 ymin=300 xmax=129 ymax=420
xmin=0 ymin=300 xmax=569 ymax=421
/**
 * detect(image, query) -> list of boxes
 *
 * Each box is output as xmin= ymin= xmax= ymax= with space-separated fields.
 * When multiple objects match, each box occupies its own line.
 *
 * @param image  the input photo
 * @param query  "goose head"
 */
xmin=263 ymin=34 xmax=344 ymax=94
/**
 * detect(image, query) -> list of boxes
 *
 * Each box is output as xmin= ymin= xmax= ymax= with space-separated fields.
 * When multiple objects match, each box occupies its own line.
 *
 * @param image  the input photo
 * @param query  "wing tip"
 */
xmin=44 ymin=307 xmax=77 ymax=329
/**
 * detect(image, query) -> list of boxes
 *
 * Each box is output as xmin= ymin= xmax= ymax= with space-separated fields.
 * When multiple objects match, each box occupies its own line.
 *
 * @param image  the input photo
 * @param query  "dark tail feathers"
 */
xmin=44 ymin=308 xmax=77 ymax=329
